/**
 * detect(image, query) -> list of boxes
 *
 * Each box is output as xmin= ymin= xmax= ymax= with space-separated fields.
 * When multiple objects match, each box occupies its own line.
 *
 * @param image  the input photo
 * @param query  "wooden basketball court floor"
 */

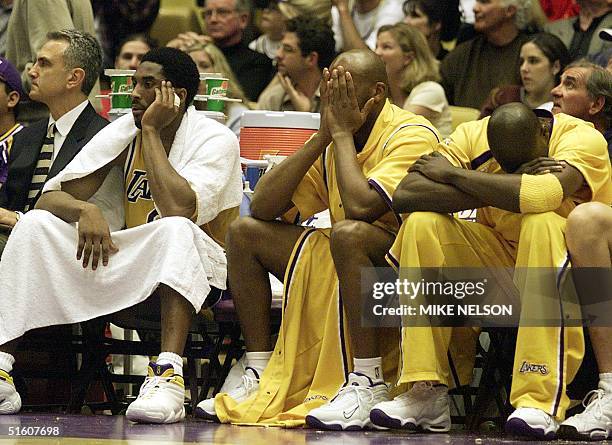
xmin=0 ymin=413 xmax=591 ymax=444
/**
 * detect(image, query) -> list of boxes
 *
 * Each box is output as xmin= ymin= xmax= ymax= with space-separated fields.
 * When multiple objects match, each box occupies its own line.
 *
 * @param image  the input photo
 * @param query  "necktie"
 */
xmin=24 ymin=123 xmax=55 ymax=211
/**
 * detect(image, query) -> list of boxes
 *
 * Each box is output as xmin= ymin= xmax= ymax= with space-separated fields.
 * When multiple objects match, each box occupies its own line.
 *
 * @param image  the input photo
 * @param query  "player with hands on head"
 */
xmin=197 ymin=49 xmax=441 ymax=430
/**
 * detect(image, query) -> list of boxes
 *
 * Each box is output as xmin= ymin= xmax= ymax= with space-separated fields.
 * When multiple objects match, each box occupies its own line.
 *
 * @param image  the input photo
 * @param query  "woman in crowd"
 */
xmin=480 ymin=32 xmax=570 ymax=118
xmin=186 ymin=42 xmax=252 ymax=135
xmin=402 ymin=0 xmax=461 ymax=60
xmin=375 ymin=22 xmax=452 ymax=137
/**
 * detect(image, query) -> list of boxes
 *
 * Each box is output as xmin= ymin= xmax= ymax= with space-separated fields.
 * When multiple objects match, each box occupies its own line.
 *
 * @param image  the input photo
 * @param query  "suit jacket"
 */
xmin=0 ymin=102 xmax=108 ymax=211
xmin=545 ymin=13 xmax=612 ymax=59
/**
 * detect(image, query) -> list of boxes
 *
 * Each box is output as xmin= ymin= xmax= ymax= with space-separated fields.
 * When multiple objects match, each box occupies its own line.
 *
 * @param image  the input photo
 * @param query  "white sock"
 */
xmin=0 ymin=352 xmax=15 ymax=373
xmin=245 ymin=351 xmax=272 ymax=376
xmin=599 ymin=372 xmax=612 ymax=391
xmin=157 ymin=352 xmax=183 ymax=376
xmin=353 ymin=357 xmax=383 ymax=382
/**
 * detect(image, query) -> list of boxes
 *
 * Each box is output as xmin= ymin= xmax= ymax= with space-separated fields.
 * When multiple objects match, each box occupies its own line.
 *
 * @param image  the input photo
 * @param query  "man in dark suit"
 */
xmin=0 ymin=29 xmax=107 ymax=256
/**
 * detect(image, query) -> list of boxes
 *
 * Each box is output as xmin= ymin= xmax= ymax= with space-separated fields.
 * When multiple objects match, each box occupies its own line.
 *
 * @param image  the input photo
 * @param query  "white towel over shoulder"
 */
xmin=44 ymin=106 xmax=243 ymax=227
xmin=0 ymin=108 xmax=243 ymax=344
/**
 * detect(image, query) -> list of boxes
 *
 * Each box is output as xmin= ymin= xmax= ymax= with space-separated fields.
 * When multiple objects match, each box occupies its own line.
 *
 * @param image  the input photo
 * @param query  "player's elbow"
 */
xmin=160 ymin=203 xmax=196 ymax=221
xmin=249 ymin=198 xmax=277 ymax=222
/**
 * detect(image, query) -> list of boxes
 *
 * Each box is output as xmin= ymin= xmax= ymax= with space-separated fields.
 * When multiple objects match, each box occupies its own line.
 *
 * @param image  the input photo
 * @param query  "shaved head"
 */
xmin=329 ymin=49 xmax=388 ymax=109
xmin=487 ymin=103 xmax=548 ymax=173
xmin=331 ymin=49 xmax=388 ymax=86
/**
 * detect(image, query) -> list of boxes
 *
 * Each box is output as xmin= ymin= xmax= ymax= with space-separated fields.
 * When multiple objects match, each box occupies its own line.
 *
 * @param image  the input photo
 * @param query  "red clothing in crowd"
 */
xmin=540 ymin=0 xmax=580 ymax=21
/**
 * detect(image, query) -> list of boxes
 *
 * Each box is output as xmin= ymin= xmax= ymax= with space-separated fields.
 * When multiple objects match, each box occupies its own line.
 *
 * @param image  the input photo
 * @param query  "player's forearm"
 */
xmin=250 ymin=132 xmax=329 ymax=221
xmin=333 ymin=132 xmax=387 ymax=222
xmin=392 ymin=173 xmax=485 ymax=214
xmin=35 ymin=191 xmax=93 ymax=224
xmin=141 ymin=127 xmax=197 ymax=220
xmin=447 ymin=169 xmax=521 ymax=213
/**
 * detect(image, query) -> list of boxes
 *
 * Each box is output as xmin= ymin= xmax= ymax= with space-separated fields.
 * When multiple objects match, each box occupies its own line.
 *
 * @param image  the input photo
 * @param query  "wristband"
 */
xmin=519 ymin=173 xmax=564 ymax=213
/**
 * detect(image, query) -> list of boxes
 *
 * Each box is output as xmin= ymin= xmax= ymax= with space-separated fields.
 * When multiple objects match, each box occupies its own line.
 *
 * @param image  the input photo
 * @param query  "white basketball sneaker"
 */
xmin=305 ymin=372 xmax=390 ymax=431
xmin=370 ymin=382 xmax=451 ymax=432
xmin=0 ymin=369 xmax=21 ymax=415
xmin=558 ymin=387 xmax=612 ymax=441
xmin=126 ymin=362 xmax=186 ymax=424
xmin=505 ymin=407 xmax=559 ymax=440
xmin=195 ymin=363 xmax=260 ymax=421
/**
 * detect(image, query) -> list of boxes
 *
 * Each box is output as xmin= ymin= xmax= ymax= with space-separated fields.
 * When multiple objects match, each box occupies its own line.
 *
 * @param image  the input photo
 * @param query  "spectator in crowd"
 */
xmin=526 ymin=63 xmax=612 ymax=441
xmin=203 ymin=0 xmax=274 ymax=101
xmin=402 ymin=0 xmax=462 ymax=60
xmin=559 ymin=57 xmax=612 ymax=152
xmin=375 ymin=23 xmax=452 ymax=136
xmin=546 ymin=0 xmax=612 ymax=61
xmin=558 ymin=202 xmax=612 ymax=441
xmin=440 ymin=0 xmax=532 ymax=109
xmin=0 ymin=30 xmax=107 ymax=256
xmin=115 ymin=34 xmax=157 ymax=71
xmin=186 ymin=42 xmax=251 ymax=134
xmin=99 ymin=34 xmax=158 ymax=120
xmin=552 ymin=59 xmax=612 ymax=155
xmin=0 ymin=0 xmax=12 ymax=57
xmin=0 ymin=47 xmax=242 ymax=422
xmin=251 ymin=0 xmax=333 ymax=61
xmin=332 ymin=0 xmax=405 ymax=52
xmin=480 ymin=32 xmax=570 ymax=117
xmin=92 ymin=0 xmax=160 ymax=69
xmin=249 ymin=0 xmax=286 ymax=60
xmin=196 ymin=49 xmax=441 ymax=428
xmin=258 ymin=16 xmax=336 ymax=112
xmin=0 ymin=58 xmax=23 ymax=190
xmin=5 ymin=0 xmax=100 ymax=124
xmin=374 ymin=102 xmax=611 ymax=439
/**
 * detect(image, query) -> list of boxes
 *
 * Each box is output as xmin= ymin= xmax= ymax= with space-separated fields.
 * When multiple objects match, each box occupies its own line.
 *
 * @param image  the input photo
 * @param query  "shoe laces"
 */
xmin=332 ymin=383 xmax=375 ymax=408
xmin=581 ymin=389 xmax=606 ymax=419
xmin=232 ymin=373 xmax=259 ymax=399
xmin=139 ymin=375 xmax=173 ymax=400
xmin=397 ymin=381 xmax=436 ymax=402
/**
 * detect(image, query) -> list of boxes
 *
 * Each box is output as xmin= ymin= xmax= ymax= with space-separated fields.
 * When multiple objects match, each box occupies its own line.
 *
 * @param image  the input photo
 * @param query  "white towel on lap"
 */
xmin=0 ymin=107 xmax=243 ymax=344
xmin=0 ymin=210 xmax=227 ymax=344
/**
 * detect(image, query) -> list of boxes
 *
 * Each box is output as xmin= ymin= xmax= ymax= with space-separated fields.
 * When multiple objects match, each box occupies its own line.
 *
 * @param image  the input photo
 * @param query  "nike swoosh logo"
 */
xmin=343 ymin=406 xmax=358 ymax=419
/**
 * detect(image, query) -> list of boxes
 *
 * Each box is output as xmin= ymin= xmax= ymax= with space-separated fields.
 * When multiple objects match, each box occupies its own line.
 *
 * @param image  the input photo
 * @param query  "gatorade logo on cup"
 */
xmin=209 ymin=80 xmax=228 ymax=96
xmin=111 ymin=77 xmax=133 ymax=94
xmin=117 ymin=78 xmax=133 ymax=94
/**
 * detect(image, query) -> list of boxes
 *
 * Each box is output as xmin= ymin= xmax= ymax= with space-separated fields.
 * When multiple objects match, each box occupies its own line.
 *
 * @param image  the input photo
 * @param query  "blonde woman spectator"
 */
xmin=375 ymin=22 xmax=452 ymax=136
xmin=186 ymin=42 xmax=252 ymax=134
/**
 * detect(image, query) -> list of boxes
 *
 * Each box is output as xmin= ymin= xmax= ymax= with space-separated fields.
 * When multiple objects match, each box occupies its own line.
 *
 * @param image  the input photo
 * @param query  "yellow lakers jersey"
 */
xmin=439 ymin=113 xmax=612 ymax=243
xmin=285 ymin=101 xmax=441 ymax=234
xmin=124 ymin=135 xmax=157 ymax=228
xmin=123 ymin=134 xmax=240 ymax=244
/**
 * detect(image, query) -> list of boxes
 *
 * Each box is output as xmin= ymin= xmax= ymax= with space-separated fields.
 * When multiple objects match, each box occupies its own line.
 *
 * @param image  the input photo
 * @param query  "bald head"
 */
xmin=487 ymin=103 xmax=548 ymax=173
xmin=329 ymin=49 xmax=388 ymax=110
xmin=331 ymin=49 xmax=388 ymax=86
